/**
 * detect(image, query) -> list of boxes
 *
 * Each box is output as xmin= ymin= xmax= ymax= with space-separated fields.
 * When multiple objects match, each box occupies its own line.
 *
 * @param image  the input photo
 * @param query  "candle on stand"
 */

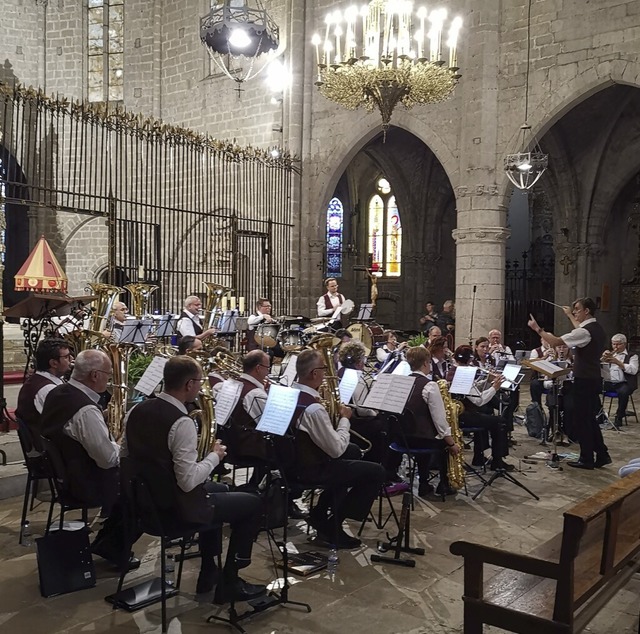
xmin=138 ymin=265 xmax=144 ymax=280
xmin=220 ymin=296 xmax=228 ymax=311
xmin=238 ymin=297 xmax=245 ymax=313
xmin=229 ymin=296 xmax=236 ymax=310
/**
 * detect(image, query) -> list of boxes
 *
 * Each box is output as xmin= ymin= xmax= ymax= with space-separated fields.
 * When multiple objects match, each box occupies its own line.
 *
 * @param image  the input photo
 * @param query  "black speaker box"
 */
xmin=35 ymin=527 xmax=96 ymax=598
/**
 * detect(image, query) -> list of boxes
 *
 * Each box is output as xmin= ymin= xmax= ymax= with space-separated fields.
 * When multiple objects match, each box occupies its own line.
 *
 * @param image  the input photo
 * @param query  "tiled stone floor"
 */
xmin=1 ymin=418 xmax=640 ymax=633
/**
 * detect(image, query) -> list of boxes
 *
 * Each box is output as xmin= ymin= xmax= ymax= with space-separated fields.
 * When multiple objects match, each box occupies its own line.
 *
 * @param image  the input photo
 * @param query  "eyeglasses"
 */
xmin=57 ymin=353 xmax=72 ymax=359
xmin=188 ymin=377 xmax=206 ymax=384
xmin=258 ymin=364 xmax=271 ymax=369
xmin=94 ymin=369 xmax=113 ymax=377
xmin=313 ymin=365 xmax=328 ymax=372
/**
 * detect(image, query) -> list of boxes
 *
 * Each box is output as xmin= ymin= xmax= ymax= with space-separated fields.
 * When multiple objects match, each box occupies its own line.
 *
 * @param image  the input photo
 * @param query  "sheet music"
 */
xmin=214 ymin=380 xmax=243 ymax=427
xmin=449 ymin=366 xmax=478 ymax=395
xmin=500 ymin=363 xmax=521 ymax=390
xmin=281 ymin=355 xmax=298 ymax=386
xmin=526 ymin=358 xmax=570 ymax=377
xmin=362 ymin=374 xmax=415 ymax=413
xmin=392 ymin=360 xmax=411 ymax=376
xmin=339 ymin=368 xmax=359 ymax=404
xmin=134 ymin=356 xmax=168 ymax=396
xmin=256 ymin=384 xmax=300 ymax=436
xmin=155 ymin=314 xmax=177 ymax=337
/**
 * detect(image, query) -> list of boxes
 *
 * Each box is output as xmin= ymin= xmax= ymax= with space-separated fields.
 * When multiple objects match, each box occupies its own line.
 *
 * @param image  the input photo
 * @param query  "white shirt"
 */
xmin=562 ymin=317 xmax=596 ymax=348
xmin=121 ymin=392 xmax=219 ymax=493
xmin=177 ymin=309 xmax=202 ymax=338
xmin=413 ymin=371 xmax=451 ymax=439
xmin=377 ymin=345 xmax=393 ymax=363
xmin=292 ymin=382 xmax=350 ymax=458
xmin=607 ymin=350 xmax=639 ymax=383
xmin=63 ymin=378 xmax=120 ymax=470
xmin=247 ymin=311 xmax=273 ymax=330
xmin=34 ymin=370 xmax=64 ymax=414
xmin=316 ymin=292 xmax=343 ymax=317
xmin=466 ymin=380 xmax=497 ymax=408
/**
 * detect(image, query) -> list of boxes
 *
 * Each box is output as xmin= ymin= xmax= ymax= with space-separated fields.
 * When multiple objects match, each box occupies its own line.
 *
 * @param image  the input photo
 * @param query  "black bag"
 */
xmin=262 ymin=474 xmax=288 ymax=530
xmin=525 ymin=402 xmax=546 ymax=439
xmin=35 ymin=527 xmax=96 ymax=597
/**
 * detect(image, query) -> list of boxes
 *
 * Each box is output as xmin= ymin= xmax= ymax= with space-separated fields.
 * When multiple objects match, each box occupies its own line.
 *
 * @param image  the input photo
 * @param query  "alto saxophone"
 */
xmin=437 ymin=379 xmax=465 ymax=490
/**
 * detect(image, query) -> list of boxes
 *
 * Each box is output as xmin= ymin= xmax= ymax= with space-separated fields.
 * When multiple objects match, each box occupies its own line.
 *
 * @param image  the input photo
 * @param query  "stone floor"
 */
xmin=1 ymin=408 xmax=640 ymax=633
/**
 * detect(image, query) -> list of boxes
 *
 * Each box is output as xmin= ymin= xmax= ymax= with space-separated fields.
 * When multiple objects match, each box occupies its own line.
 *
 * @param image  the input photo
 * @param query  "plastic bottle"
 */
xmin=164 ymin=552 xmax=176 ymax=586
xmin=327 ymin=545 xmax=339 ymax=577
xmin=21 ymin=521 xmax=32 ymax=547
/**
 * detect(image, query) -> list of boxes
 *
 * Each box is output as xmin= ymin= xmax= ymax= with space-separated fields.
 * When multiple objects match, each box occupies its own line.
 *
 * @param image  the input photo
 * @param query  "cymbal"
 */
xmin=310 ymin=317 xmax=330 ymax=324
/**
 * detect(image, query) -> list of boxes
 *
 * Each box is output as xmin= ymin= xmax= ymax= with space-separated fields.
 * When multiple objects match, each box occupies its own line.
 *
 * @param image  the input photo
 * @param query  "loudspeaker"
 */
xmin=35 ymin=528 xmax=96 ymax=597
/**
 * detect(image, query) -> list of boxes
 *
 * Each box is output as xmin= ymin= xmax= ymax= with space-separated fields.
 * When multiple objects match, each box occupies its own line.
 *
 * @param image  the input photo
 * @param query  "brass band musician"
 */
xmin=601 ymin=333 xmax=638 ymax=426
xmin=376 ymin=330 xmax=408 ymax=364
xmin=316 ymin=277 xmax=347 ymax=317
xmin=291 ymin=349 xmax=385 ymax=549
xmin=101 ymin=301 xmax=127 ymax=342
xmin=429 ymin=336 xmax=453 ymax=381
xmin=177 ymin=295 xmax=217 ymax=342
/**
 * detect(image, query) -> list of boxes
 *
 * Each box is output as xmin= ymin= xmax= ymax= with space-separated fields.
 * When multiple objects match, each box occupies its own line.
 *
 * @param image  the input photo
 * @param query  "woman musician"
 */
xmin=429 ymin=336 xmax=454 ymax=380
xmin=376 ymin=330 xmax=408 ymax=364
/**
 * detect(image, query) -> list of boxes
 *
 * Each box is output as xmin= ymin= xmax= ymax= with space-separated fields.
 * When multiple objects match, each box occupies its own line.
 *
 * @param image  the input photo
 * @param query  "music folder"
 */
xmin=522 ymin=358 xmax=571 ymax=380
xmin=256 ymin=384 xmax=300 ymax=436
xmin=362 ymin=374 xmax=415 ymax=413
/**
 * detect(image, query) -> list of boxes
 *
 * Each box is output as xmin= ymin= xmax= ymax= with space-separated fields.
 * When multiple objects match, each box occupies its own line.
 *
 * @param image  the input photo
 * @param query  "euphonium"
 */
xmin=202 ymin=282 xmax=234 ymax=330
xmin=104 ymin=342 xmax=136 ymax=442
xmin=124 ymin=283 xmax=159 ymax=318
xmin=191 ymin=375 xmax=217 ymax=461
xmin=307 ymin=333 xmax=373 ymax=455
xmin=437 ymin=379 xmax=465 ymax=490
xmin=86 ymin=282 xmax=124 ymax=332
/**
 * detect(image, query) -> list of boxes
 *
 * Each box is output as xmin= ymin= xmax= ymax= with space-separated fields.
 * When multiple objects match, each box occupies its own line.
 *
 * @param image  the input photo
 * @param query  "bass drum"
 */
xmin=254 ymin=323 xmax=280 ymax=348
xmin=347 ymin=322 xmax=384 ymax=356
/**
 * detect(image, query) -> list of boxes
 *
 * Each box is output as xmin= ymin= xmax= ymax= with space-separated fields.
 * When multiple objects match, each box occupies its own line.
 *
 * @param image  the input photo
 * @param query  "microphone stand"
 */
xmin=468 ymin=285 xmax=477 ymax=346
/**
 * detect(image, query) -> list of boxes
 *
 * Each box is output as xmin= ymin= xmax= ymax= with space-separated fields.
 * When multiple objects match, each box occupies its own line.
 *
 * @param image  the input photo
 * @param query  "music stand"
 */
xmin=207 ymin=385 xmax=311 ymax=631
xmin=154 ymin=314 xmax=177 ymax=339
xmin=119 ymin=319 xmax=153 ymax=345
xmin=356 ymin=303 xmax=374 ymax=321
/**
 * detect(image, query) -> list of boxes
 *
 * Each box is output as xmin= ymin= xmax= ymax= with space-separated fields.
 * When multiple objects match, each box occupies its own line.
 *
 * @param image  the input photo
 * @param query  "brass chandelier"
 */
xmin=312 ymin=1 xmax=463 ymax=135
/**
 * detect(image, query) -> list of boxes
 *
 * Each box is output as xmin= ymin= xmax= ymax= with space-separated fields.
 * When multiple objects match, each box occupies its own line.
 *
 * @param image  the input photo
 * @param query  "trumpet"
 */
xmin=601 ymin=350 xmax=615 ymax=363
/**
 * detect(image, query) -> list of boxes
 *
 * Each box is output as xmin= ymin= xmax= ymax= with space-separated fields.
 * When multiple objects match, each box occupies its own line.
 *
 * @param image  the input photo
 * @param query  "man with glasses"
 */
xmin=601 ymin=334 xmax=638 ymax=426
xmin=123 ymin=356 xmax=266 ymax=601
xmin=40 ymin=349 xmax=120 ymax=513
xmin=16 ymin=337 xmax=74 ymax=445
xmin=176 ymin=295 xmax=217 ymax=342
xmin=291 ymin=349 xmax=385 ymax=549
xmin=528 ymin=297 xmax=610 ymax=470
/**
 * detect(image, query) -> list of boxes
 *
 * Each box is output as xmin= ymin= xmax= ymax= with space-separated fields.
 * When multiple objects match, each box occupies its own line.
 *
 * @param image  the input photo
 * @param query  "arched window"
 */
xmin=326 ymin=197 xmax=344 ymax=278
xmin=368 ymin=178 xmax=402 ymax=276
xmin=88 ymin=0 xmax=124 ymax=103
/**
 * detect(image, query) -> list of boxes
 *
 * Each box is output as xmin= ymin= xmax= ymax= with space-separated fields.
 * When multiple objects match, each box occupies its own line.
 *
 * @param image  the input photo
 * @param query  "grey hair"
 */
xmin=296 ymin=349 xmax=322 ymax=379
xmin=72 ymin=349 xmax=110 ymax=380
xmin=612 ymin=333 xmax=627 ymax=344
xmin=184 ymin=295 xmax=200 ymax=309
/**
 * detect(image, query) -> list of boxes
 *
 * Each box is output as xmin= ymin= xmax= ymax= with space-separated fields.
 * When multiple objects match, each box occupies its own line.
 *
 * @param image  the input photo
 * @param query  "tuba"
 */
xmin=307 ymin=333 xmax=373 ymax=455
xmin=104 ymin=342 xmax=137 ymax=442
xmin=437 ymin=379 xmax=465 ymax=490
xmin=202 ymin=282 xmax=234 ymax=330
xmin=124 ymin=283 xmax=159 ymax=319
xmin=191 ymin=376 xmax=217 ymax=461
xmin=86 ymin=282 xmax=123 ymax=333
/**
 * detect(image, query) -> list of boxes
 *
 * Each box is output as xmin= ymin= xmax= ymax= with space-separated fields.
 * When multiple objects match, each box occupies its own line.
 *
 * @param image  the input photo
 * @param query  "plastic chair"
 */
xmin=603 ymin=390 xmax=637 ymax=425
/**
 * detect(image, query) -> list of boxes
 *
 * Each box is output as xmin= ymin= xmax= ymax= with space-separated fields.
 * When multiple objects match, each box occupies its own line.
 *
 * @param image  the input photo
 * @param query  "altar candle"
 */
xmin=229 ymin=296 xmax=236 ymax=309
xmin=138 ymin=265 xmax=144 ymax=280
xmin=239 ymin=297 xmax=245 ymax=313
xmin=220 ymin=296 xmax=228 ymax=311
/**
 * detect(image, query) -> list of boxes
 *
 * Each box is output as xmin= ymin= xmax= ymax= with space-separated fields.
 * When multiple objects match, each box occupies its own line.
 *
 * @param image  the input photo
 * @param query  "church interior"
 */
xmin=2 ymin=0 xmax=640 ymax=632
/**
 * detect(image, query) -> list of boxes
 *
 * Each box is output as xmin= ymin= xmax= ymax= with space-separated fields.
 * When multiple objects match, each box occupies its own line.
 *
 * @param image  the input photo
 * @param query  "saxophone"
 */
xmin=437 ymin=379 xmax=465 ymax=490
xmin=307 ymin=333 xmax=373 ymax=454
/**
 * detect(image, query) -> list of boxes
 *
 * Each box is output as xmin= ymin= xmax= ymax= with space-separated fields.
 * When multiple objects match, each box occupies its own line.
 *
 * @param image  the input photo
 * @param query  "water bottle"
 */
xmin=21 ymin=521 xmax=32 ymax=547
xmin=164 ymin=552 xmax=176 ymax=586
xmin=327 ymin=546 xmax=339 ymax=577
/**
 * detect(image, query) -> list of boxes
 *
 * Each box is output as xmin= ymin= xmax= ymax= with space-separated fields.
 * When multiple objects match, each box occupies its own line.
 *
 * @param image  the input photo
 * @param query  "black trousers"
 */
xmin=297 ymin=444 xmax=385 ymax=523
xmin=603 ymin=380 xmax=635 ymax=420
xmin=530 ymin=377 xmax=544 ymax=405
xmin=199 ymin=482 xmax=262 ymax=572
xmin=459 ymin=411 xmax=508 ymax=461
xmin=574 ymin=376 xmax=608 ymax=463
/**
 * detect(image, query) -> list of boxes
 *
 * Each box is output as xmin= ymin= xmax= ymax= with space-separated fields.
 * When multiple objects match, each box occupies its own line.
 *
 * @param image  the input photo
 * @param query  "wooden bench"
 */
xmin=450 ymin=470 xmax=640 ymax=633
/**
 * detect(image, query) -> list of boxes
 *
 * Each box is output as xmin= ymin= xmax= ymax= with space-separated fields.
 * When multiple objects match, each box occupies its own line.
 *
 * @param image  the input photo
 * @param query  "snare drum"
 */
xmin=279 ymin=326 xmax=305 ymax=352
xmin=347 ymin=322 xmax=385 ymax=356
xmin=254 ymin=323 xmax=280 ymax=348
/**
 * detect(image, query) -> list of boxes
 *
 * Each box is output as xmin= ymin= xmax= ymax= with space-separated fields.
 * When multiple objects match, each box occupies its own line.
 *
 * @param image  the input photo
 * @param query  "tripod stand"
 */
xmin=207 ymin=435 xmax=311 ymax=632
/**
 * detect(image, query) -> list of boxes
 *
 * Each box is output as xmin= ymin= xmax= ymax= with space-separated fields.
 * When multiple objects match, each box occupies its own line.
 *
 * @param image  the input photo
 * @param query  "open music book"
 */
xmin=522 ymin=358 xmax=571 ymax=379
xmin=362 ymin=374 xmax=415 ymax=413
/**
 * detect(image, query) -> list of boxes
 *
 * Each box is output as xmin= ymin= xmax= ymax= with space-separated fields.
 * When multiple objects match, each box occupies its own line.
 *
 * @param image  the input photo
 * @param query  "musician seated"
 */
xmin=529 ymin=337 xmax=555 ymax=406
xmin=316 ymin=277 xmax=347 ymax=317
xmin=291 ymin=349 xmax=385 ymax=549
xmin=473 ymin=336 xmax=491 ymax=367
xmin=429 ymin=336 xmax=452 ymax=381
xmin=338 ymin=341 xmax=389 ymax=464
xmin=177 ymin=295 xmax=217 ymax=342
xmin=376 ymin=329 xmax=408 ymax=364
xmin=101 ymin=301 xmax=127 ymax=342
xmin=16 ymin=337 xmax=74 ymax=449
xmin=488 ymin=329 xmax=516 ymax=365
xmin=601 ymin=333 xmax=638 ymax=426
xmin=122 ymin=356 xmax=266 ymax=600
xmin=40 ymin=350 xmax=121 ymax=518
xmin=246 ymin=298 xmax=284 ymax=358
xmin=385 ymin=346 xmax=461 ymax=497
xmin=333 ymin=328 xmax=353 ymax=369
xmin=178 ymin=335 xmax=203 ymax=355
xmin=452 ymin=346 xmax=513 ymax=471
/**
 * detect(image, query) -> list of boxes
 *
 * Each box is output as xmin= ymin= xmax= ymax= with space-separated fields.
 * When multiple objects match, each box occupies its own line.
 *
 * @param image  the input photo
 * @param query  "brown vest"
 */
xmin=323 ymin=293 xmax=344 ymax=310
xmin=404 ymin=373 xmax=437 ymax=439
xmin=16 ymin=373 xmax=56 ymax=442
xmin=226 ymin=378 xmax=268 ymax=460
xmin=292 ymin=390 xmax=331 ymax=468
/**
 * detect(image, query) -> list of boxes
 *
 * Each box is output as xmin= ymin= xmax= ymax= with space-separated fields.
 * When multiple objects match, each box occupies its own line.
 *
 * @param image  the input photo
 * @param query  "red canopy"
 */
xmin=14 ymin=235 xmax=68 ymax=293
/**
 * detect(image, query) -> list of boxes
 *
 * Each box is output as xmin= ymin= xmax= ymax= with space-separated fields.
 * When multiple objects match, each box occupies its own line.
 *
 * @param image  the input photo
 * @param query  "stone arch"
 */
xmin=498 ymin=59 xmax=640 ymax=201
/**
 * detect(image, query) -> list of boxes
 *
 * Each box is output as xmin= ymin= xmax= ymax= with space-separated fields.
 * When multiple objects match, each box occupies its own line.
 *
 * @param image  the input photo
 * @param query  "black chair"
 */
xmin=110 ymin=460 xmax=217 ymax=633
xmin=15 ymin=419 xmax=56 ymax=544
xmin=39 ymin=436 xmax=99 ymax=532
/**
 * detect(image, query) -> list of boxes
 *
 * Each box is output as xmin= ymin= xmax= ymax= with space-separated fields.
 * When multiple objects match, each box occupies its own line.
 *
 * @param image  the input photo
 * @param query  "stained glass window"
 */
xmin=368 ymin=180 xmax=402 ymax=276
xmin=326 ymin=197 xmax=344 ymax=277
xmin=88 ymin=0 xmax=124 ymax=103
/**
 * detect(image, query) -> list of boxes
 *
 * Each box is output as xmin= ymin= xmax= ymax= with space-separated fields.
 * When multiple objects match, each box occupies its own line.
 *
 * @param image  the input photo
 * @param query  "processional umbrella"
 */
xmin=14 ymin=235 xmax=68 ymax=294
